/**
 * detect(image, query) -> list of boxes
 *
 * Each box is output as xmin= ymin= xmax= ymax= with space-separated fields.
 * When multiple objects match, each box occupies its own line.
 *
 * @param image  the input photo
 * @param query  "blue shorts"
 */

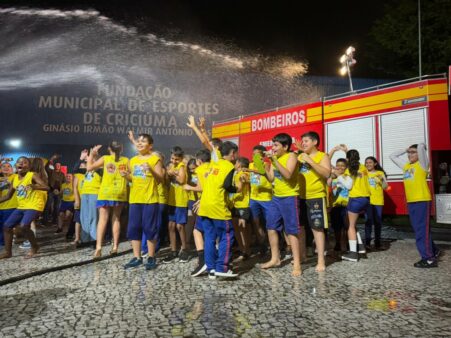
xmin=74 ymin=209 xmax=81 ymax=223
xmin=59 ymin=201 xmax=74 ymax=213
xmin=249 ymin=199 xmax=271 ymax=222
xmin=188 ymin=200 xmax=196 ymax=211
xmin=96 ymin=200 xmax=127 ymax=208
xmin=168 ymin=206 xmax=188 ymax=225
xmin=194 ymin=216 xmax=204 ymax=233
xmin=4 ymin=209 xmax=40 ymax=228
xmin=266 ymin=196 xmax=300 ymax=235
xmin=127 ymin=203 xmax=160 ymax=241
xmin=347 ymin=197 xmax=370 ymax=214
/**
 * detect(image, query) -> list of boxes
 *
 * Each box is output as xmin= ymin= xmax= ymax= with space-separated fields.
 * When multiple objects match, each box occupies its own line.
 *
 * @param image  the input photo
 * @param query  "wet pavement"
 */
xmin=0 ymin=226 xmax=450 ymax=337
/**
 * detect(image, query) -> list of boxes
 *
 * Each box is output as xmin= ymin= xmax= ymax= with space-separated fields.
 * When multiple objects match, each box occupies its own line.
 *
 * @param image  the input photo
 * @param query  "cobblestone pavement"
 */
xmin=0 ymin=226 xmax=450 ymax=337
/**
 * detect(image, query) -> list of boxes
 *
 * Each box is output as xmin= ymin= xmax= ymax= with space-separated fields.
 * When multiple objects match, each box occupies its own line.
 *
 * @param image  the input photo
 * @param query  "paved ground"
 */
xmin=0 ymin=226 xmax=450 ymax=337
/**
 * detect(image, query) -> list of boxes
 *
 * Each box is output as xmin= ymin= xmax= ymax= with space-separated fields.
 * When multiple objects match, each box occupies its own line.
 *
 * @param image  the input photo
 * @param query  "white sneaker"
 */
xmin=215 ymin=270 xmax=238 ymax=278
xmin=19 ymin=241 xmax=31 ymax=249
xmin=208 ymin=270 xmax=216 ymax=280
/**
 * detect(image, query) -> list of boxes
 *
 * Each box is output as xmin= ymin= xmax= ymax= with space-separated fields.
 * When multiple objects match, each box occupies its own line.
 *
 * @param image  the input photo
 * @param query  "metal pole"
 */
xmin=347 ymin=60 xmax=354 ymax=92
xmin=418 ymin=0 xmax=422 ymax=78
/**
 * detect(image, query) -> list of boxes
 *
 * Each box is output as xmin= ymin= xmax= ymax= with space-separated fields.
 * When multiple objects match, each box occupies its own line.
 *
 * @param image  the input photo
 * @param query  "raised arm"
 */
xmin=86 ymin=145 xmax=104 ymax=171
xmin=417 ymin=143 xmax=429 ymax=171
xmin=272 ymin=152 xmax=298 ymax=180
xmin=187 ymin=116 xmax=213 ymax=152
xmin=389 ymin=149 xmax=408 ymax=170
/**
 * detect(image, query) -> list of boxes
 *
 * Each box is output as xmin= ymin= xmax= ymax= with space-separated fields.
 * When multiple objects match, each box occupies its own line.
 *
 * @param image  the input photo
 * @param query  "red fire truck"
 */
xmin=212 ymin=75 xmax=451 ymax=215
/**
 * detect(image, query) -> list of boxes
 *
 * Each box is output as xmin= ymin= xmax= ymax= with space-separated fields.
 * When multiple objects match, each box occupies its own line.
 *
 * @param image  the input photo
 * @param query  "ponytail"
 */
xmin=109 ymin=141 xmax=123 ymax=162
xmin=346 ymin=149 xmax=360 ymax=177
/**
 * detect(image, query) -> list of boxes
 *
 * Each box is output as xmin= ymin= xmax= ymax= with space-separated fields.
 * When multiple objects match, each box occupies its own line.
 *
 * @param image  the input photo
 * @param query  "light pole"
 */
xmin=418 ymin=0 xmax=422 ymax=78
xmin=339 ymin=46 xmax=356 ymax=92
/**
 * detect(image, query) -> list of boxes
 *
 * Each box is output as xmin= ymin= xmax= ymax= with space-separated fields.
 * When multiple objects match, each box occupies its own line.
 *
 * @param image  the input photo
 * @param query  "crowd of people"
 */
xmin=0 ymin=116 xmax=441 ymax=279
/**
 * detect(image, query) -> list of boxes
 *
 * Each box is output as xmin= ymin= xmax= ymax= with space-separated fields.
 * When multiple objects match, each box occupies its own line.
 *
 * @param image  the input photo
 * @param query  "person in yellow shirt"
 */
xmin=183 ymin=149 xmax=211 ymax=277
xmin=390 ymin=143 xmax=439 ymax=268
xmin=123 ymin=134 xmax=164 ymax=270
xmin=247 ymin=145 xmax=271 ymax=256
xmin=87 ymin=141 xmax=128 ymax=258
xmin=261 ymin=133 xmax=302 ymax=277
xmin=341 ymin=149 xmax=371 ymax=262
xmin=232 ymin=157 xmax=251 ymax=262
xmin=0 ymin=157 xmax=49 ymax=259
xmin=73 ymin=165 xmax=86 ymax=247
xmin=0 ymin=161 xmax=18 ymax=248
xmin=327 ymin=158 xmax=351 ymax=252
xmin=296 ymin=131 xmax=331 ymax=272
xmin=163 ymin=146 xmax=190 ymax=263
xmin=364 ymin=156 xmax=388 ymax=250
xmin=56 ymin=174 xmax=75 ymax=234
xmin=197 ymin=141 xmax=239 ymax=279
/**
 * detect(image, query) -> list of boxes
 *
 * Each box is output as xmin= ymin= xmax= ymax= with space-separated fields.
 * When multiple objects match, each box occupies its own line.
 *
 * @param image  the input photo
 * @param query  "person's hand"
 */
xmin=91 ymin=145 xmax=102 ymax=155
xmin=240 ymin=173 xmax=249 ymax=183
xmin=300 ymin=152 xmax=312 ymax=164
xmin=119 ymin=168 xmax=129 ymax=177
xmin=339 ymin=144 xmax=348 ymax=152
xmin=50 ymin=154 xmax=59 ymax=161
xmin=186 ymin=115 xmax=196 ymax=129
xmin=127 ymin=130 xmax=135 ymax=142
xmin=198 ymin=117 xmax=206 ymax=131
xmin=74 ymin=201 xmax=80 ymax=209
xmin=80 ymin=149 xmax=89 ymax=161
xmin=192 ymin=200 xmax=201 ymax=213
xmin=294 ymin=139 xmax=303 ymax=151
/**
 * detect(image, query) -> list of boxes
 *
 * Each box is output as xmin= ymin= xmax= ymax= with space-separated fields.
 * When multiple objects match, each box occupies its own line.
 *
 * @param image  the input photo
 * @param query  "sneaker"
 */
xmin=191 ymin=264 xmax=207 ymax=277
xmin=19 ymin=241 xmax=31 ymax=249
xmin=178 ymin=250 xmax=190 ymax=263
xmin=215 ymin=270 xmax=238 ymax=278
xmin=162 ymin=252 xmax=177 ymax=264
xmin=145 ymin=257 xmax=157 ymax=270
xmin=141 ymin=251 xmax=148 ymax=259
xmin=357 ymin=244 xmax=366 ymax=254
xmin=208 ymin=270 xmax=216 ymax=280
xmin=414 ymin=259 xmax=437 ymax=268
xmin=341 ymin=251 xmax=359 ymax=262
xmin=124 ymin=257 xmax=143 ymax=269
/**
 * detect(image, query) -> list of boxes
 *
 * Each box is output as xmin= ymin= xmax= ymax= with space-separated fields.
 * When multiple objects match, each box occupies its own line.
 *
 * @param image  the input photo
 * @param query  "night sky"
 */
xmin=4 ymin=0 xmax=387 ymax=77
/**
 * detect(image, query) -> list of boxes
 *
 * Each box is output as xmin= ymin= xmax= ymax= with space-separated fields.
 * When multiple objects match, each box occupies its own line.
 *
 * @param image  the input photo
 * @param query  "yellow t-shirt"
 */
xmin=233 ymin=171 xmax=250 ymax=208
xmin=61 ymin=182 xmax=75 ymax=202
xmin=273 ymin=153 xmax=300 ymax=197
xmin=168 ymin=162 xmax=188 ymax=207
xmin=81 ymin=171 xmax=102 ymax=195
xmin=198 ymin=159 xmax=235 ymax=220
xmin=346 ymin=164 xmax=371 ymax=198
xmin=157 ymin=182 xmax=168 ymax=205
xmin=368 ymin=170 xmax=385 ymax=206
xmin=188 ymin=173 xmax=199 ymax=201
xmin=129 ymin=155 xmax=160 ymax=204
xmin=249 ymin=163 xmax=272 ymax=202
xmin=331 ymin=177 xmax=349 ymax=207
xmin=298 ymin=151 xmax=327 ymax=199
xmin=195 ymin=162 xmax=210 ymax=190
xmin=0 ymin=175 xmax=18 ymax=210
xmin=74 ymin=173 xmax=84 ymax=194
xmin=403 ymin=161 xmax=431 ymax=202
xmin=97 ymin=155 xmax=129 ymax=202
xmin=13 ymin=172 xmax=46 ymax=211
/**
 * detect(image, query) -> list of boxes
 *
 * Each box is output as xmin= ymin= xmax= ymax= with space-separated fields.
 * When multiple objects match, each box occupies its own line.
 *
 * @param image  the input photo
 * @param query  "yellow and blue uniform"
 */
xmin=298 ymin=151 xmax=329 ymax=230
xmin=96 ymin=155 xmax=129 ymax=207
xmin=346 ymin=164 xmax=371 ymax=214
xmin=128 ymin=155 xmax=161 ymax=241
xmin=168 ymin=162 xmax=188 ymax=225
xmin=232 ymin=171 xmax=251 ymax=221
xmin=0 ymin=175 xmax=18 ymax=244
xmin=403 ymin=161 xmax=436 ymax=260
xmin=365 ymin=170 xmax=386 ymax=247
xmin=267 ymin=153 xmax=301 ymax=235
xmin=192 ymin=162 xmax=210 ymax=232
xmin=198 ymin=158 xmax=235 ymax=273
xmin=60 ymin=181 xmax=75 ymax=213
xmin=330 ymin=176 xmax=350 ymax=235
xmin=249 ymin=162 xmax=272 ymax=223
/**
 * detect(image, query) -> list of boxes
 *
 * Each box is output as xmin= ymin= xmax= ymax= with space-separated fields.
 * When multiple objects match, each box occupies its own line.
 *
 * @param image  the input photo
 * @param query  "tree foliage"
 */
xmin=367 ymin=0 xmax=451 ymax=78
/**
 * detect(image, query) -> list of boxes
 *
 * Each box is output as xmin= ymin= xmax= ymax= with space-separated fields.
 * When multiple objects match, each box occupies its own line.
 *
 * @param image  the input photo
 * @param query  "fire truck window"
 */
xmin=380 ymin=108 xmax=428 ymax=179
xmin=326 ymin=116 xmax=376 ymax=166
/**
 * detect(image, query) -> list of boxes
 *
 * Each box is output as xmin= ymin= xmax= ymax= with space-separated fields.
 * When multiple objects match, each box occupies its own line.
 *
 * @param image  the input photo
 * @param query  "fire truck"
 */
xmin=212 ymin=75 xmax=451 ymax=216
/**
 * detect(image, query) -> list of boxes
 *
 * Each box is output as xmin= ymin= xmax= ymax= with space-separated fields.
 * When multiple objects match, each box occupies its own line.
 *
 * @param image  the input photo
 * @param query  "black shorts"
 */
xmin=232 ymin=208 xmax=251 ymax=222
xmin=299 ymin=197 xmax=329 ymax=230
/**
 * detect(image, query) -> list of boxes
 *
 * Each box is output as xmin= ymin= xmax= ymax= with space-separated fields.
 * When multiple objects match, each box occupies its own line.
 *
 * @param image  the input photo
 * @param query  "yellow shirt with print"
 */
xmin=97 ymin=155 xmax=129 ymax=202
xmin=249 ymin=162 xmax=272 ymax=202
xmin=368 ymin=170 xmax=385 ymax=206
xmin=233 ymin=171 xmax=250 ymax=208
xmin=273 ymin=153 xmax=300 ymax=198
xmin=81 ymin=171 xmax=102 ymax=195
xmin=298 ymin=151 xmax=327 ymax=199
xmin=198 ymin=159 xmax=234 ymax=220
xmin=61 ymin=182 xmax=75 ymax=202
xmin=129 ymin=155 xmax=160 ymax=204
xmin=13 ymin=172 xmax=46 ymax=211
xmin=346 ymin=164 xmax=371 ymax=198
xmin=168 ymin=162 xmax=189 ymax=207
xmin=403 ymin=161 xmax=431 ymax=203
xmin=0 ymin=175 xmax=18 ymax=210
